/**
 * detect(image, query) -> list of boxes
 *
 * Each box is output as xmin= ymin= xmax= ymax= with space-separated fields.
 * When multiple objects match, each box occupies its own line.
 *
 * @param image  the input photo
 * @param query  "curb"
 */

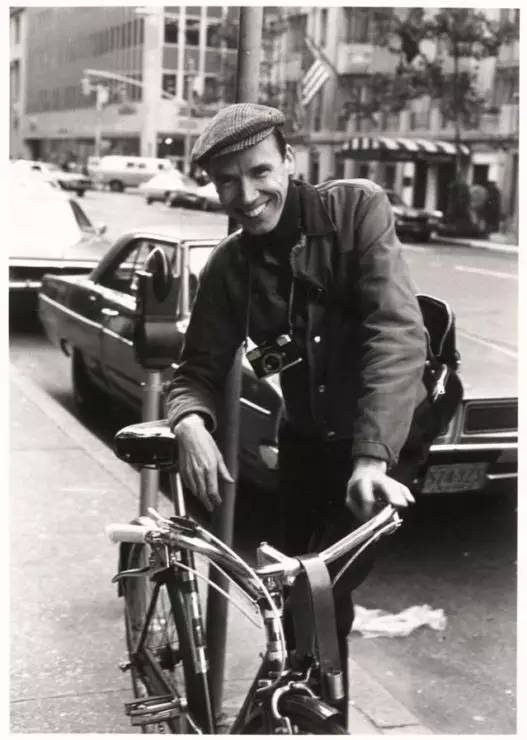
xmin=348 ymin=656 xmax=433 ymax=734
xmin=431 ymin=236 xmax=518 ymax=254
xmin=10 ymin=366 xmax=434 ymax=735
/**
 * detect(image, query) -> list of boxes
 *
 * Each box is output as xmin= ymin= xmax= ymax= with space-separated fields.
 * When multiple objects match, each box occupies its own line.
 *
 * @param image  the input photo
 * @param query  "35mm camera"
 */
xmin=246 ymin=334 xmax=303 ymax=379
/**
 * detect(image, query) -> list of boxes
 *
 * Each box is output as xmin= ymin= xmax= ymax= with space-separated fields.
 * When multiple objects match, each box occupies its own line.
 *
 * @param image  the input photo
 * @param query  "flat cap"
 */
xmin=191 ymin=103 xmax=285 ymax=166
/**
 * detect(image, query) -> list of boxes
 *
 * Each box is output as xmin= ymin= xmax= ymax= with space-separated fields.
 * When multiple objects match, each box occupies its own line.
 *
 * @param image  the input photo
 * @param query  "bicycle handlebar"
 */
xmin=106 ymin=504 xmax=401 ymax=596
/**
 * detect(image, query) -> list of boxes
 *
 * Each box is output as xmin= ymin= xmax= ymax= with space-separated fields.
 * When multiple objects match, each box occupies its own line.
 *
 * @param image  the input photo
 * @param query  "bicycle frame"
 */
xmin=109 ymin=491 xmax=402 ymax=734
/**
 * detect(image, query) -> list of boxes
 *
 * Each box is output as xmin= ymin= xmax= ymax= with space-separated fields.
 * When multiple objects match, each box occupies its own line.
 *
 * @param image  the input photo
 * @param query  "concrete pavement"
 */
xmin=9 ymin=365 xmax=432 ymax=734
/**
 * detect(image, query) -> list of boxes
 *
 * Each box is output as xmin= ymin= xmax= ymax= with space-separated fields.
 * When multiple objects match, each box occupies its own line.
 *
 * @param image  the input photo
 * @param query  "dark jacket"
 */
xmin=165 ymin=178 xmax=427 ymax=467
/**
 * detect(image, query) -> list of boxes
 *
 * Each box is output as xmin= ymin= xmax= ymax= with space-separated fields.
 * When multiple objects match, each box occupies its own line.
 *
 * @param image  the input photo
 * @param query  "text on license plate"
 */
xmin=422 ymin=462 xmax=489 ymax=494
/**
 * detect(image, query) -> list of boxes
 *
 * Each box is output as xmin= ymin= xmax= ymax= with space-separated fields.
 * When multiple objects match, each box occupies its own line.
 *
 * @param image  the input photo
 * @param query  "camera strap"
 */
xmin=244 ymin=261 xmax=296 ymax=351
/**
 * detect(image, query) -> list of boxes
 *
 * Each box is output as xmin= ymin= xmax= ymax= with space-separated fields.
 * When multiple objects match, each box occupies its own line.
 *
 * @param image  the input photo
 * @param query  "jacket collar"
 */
xmin=295 ymin=179 xmax=336 ymax=237
xmin=291 ymin=180 xmax=335 ymax=292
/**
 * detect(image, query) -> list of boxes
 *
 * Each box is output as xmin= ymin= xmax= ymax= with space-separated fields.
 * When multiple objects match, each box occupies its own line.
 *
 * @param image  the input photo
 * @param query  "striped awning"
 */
xmin=341 ymin=136 xmax=471 ymax=161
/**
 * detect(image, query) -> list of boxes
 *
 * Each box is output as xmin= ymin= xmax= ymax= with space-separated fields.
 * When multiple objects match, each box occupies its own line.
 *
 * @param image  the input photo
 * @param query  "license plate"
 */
xmin=422 ymin=462 xmax=489 ymax=494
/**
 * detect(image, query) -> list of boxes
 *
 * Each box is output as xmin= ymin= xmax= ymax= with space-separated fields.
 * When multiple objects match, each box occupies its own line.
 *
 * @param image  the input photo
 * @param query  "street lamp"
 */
xmin=80 ymin=76 xmax=108 ymax=158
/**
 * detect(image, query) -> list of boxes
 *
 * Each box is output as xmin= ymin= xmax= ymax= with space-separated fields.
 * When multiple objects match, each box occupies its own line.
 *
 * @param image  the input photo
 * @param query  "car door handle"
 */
xmin=101 ymin=307 xmax=119 ymax=318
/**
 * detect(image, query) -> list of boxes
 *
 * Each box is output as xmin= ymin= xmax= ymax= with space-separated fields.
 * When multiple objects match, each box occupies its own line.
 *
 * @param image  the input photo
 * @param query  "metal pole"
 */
xmin=94 ymin=86 xmax=103 ymax=159
xmin=205 ymin=6 xmax=263 ymax=723
xmin=138 ymin=370 xmax=163 ymax=516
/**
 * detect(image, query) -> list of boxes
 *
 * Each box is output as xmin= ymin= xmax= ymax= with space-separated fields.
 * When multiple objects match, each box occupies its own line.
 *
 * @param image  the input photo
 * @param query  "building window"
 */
xmin=186 ymin=18 xmax=200 ymax=46
xmin=207 ymin=22 xmax=222 ymax=48
xmin=224 ymin=8 xmax=240 ymax=49
xmin=203 ymin=75 xmax=219 ymax=103
xmin=334 ymin=153 xmax=344 ymax=179
xmin=135 ymin=17 xmax=144 ymax=45
xmin=12 ymin=12 xmax=21 ymax=45
xmin=319 ymin=9 xmax=328 ymax=47
xmin=343 ymin=8 xmax=371 ymax=43
xmin=162 ymin=73 xmax=177 ymax=97
xmin=128 ymin=73 xmax=143 ymax=102
xmin=10 ymin=60 xmax=20 ymax=102
xmin=287 ymin=13 xmax=307 ymax=54
xmin=165 ymin=17 xmax=179 ymax=44
xmin=410 ymin=111 xmax=430 ymax=129
xmin=313 ymin=90 xmax=323 ymax=131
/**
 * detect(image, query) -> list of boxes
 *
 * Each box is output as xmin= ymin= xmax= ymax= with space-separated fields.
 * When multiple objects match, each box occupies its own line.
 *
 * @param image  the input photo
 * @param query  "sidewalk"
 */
xmin=9 ymin=366 xmax=432 ymax=734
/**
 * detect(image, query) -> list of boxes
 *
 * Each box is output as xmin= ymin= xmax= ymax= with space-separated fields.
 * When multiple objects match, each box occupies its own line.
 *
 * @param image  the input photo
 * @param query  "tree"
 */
xmin=341 ymin=8 xmax=518 ymax=233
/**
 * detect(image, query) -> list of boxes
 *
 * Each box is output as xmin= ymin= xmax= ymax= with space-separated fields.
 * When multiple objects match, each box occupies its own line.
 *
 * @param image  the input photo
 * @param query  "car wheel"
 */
xmin=76 ymin=189 xmax=85 ymax=197
xmin=109 ymin=180 xmax=124 ymax=192
xmin=164 ymin=193 xmax=174 ymax=207
xmin=146 ymin=197 xmax=153 ymax=205
xmin=420 ymin=230 xmax=432 ymax=243
xmin=71 ymin=349 xmax=106 ymax=416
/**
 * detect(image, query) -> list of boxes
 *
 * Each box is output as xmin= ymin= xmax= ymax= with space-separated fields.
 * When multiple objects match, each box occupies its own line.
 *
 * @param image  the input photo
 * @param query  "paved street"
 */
xmin=9 ymin=190 xmax=518 ymax=734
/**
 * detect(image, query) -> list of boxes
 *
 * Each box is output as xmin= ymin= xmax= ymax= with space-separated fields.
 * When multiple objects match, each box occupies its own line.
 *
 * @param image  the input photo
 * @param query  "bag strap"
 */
xmin=290 ymin=553 xmax=345 ymax=705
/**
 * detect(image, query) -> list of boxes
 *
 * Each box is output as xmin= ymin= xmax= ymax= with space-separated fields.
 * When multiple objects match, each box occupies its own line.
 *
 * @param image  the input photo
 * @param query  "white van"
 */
xmin=93 ymin=156 xmax=173 ymax=192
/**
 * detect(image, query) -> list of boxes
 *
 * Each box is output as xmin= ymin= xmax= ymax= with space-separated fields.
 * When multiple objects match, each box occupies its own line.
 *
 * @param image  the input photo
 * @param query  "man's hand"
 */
xmin=346 ymin=456 xmax=415 ymax=521
xmin=173 ymin=414 xmax=233 ymax=512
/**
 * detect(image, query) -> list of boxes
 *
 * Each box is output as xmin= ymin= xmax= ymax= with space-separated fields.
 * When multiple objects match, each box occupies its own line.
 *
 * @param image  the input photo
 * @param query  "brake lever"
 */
xmin=111 ymin=565 xmax=151 ymax=583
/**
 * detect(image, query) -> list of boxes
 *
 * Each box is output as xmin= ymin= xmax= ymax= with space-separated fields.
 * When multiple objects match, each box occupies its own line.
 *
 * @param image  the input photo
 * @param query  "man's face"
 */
xmin=207 ymin=135 xmax=295 ymax=235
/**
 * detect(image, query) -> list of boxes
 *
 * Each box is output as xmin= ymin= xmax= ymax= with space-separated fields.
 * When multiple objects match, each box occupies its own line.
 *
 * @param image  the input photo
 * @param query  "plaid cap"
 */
xmin=191 ymin=103 xmax=285 ymax=166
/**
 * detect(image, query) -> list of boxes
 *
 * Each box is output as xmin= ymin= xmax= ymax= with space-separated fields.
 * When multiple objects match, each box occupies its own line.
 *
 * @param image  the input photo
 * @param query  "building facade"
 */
xmin=14 ymin=5 xmax=238 ymax=169
xmin=272 ymin=7 xmax=519 ymax=228
xmin=10 ymin=7 xmax=29 ymax=159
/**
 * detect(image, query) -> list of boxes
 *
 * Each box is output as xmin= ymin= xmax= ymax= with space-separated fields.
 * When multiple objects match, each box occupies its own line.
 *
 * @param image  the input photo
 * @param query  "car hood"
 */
xmin=456 ymin=333 xmax=517 ymax=401
xmin=10 ymin=229 xmax=111 ymax=264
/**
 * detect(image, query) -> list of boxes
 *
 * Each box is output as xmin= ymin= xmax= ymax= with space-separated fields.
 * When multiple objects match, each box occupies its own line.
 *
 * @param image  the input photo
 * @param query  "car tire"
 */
xmin=76 ymin=189 xmax=85 ymax=197
xmin=109 ymin=180 xmax=124 ymax=193
xmin=164 ymin=193 xmax=174 ymax=208
xmin=71 ymin=349 xmax=106 ymax=416
xmin=420 ymin=231 xmax=432 ymax=243
xmin=146 ymin=197 xmax=153 ymax=205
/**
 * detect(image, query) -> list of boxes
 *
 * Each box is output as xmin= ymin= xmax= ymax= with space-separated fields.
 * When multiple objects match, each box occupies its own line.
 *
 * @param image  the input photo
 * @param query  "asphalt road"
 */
xmin=9 ymin=189 xmax=518 ymax=734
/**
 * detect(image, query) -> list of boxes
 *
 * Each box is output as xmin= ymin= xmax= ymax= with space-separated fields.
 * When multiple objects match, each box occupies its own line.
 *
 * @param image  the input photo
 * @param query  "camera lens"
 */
xmin=262 ymin=352 xmax=282 ymax=374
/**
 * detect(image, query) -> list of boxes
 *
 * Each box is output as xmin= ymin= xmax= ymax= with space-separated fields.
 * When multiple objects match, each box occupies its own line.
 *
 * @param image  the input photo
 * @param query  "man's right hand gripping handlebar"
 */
xmin=173 ymin=413 xmax=234 ymax=512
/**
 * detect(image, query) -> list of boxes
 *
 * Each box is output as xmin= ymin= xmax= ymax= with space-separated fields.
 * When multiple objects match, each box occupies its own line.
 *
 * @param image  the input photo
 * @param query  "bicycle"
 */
xmin=106 ymin=419 xmax=403 ymax=734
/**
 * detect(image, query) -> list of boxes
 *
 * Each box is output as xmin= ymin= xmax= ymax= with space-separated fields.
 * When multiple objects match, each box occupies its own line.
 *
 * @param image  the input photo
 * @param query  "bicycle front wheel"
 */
xmin=241 ymin=694 xmax=348 ymax=735
xmin=123 ymin=543 xmax=211 ymax=733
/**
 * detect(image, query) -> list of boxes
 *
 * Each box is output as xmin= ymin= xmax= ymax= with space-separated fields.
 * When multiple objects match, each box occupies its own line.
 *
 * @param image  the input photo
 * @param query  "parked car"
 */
xmin=38 ymin=227 xmax=517 ymax=497
xmin=385 ymin=190 xmax=443 ymax=242
xmin=196 ymin=182 xmax=223 ymax=211
xmin=164 ymin=174 xmax=204 ymax=209
xmin=139 ymin=170 xmax=202 ymax=208
xmin=9 ymin=174 xmax=110 ymax=314
xmin=91 ymin=155 xmax=173 ymax=192
xmin=12 ymin=159 xmax=92 ymax=196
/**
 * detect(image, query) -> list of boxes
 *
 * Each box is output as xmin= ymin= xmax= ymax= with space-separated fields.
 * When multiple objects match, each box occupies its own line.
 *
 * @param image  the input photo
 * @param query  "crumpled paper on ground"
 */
xmin=352 ymin=604 xmax=447 ymax=638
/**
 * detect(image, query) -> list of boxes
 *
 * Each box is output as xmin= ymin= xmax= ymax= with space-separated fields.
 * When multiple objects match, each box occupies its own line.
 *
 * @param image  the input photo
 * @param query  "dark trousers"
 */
xmin=278 ymin=423 xmax=377 ymax=716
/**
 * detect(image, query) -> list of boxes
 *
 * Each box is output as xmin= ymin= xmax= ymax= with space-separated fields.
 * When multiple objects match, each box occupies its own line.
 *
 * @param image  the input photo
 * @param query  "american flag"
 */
xmin=300 ymin=38 xmax=333 ymax=107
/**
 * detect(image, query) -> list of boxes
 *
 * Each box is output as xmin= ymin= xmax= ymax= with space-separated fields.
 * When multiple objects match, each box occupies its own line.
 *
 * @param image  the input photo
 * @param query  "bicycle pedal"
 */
xmin=125 ymin=695 xmax=184 ymax=726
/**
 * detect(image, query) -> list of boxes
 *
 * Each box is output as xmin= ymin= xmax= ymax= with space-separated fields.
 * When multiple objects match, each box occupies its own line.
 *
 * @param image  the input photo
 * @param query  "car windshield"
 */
xmin=385 ymin=191 xmax=405 ymax=207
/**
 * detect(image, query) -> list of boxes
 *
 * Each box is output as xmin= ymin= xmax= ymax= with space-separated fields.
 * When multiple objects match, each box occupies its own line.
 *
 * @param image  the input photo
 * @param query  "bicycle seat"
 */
xmin=114 ymin=420 xmax=178 ymax=468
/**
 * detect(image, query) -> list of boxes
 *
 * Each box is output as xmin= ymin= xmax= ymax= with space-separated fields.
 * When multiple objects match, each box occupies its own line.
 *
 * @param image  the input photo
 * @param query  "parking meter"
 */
xmin=133 ymin=246 xmax=182 ymax=370
xmin=133 ymin=245 xmax=182 ymax=515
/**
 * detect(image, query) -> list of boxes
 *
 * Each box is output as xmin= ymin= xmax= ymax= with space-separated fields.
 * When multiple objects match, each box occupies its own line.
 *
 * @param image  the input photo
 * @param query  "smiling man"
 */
xmin=165 ymin=103 xmax=427 ymax=719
